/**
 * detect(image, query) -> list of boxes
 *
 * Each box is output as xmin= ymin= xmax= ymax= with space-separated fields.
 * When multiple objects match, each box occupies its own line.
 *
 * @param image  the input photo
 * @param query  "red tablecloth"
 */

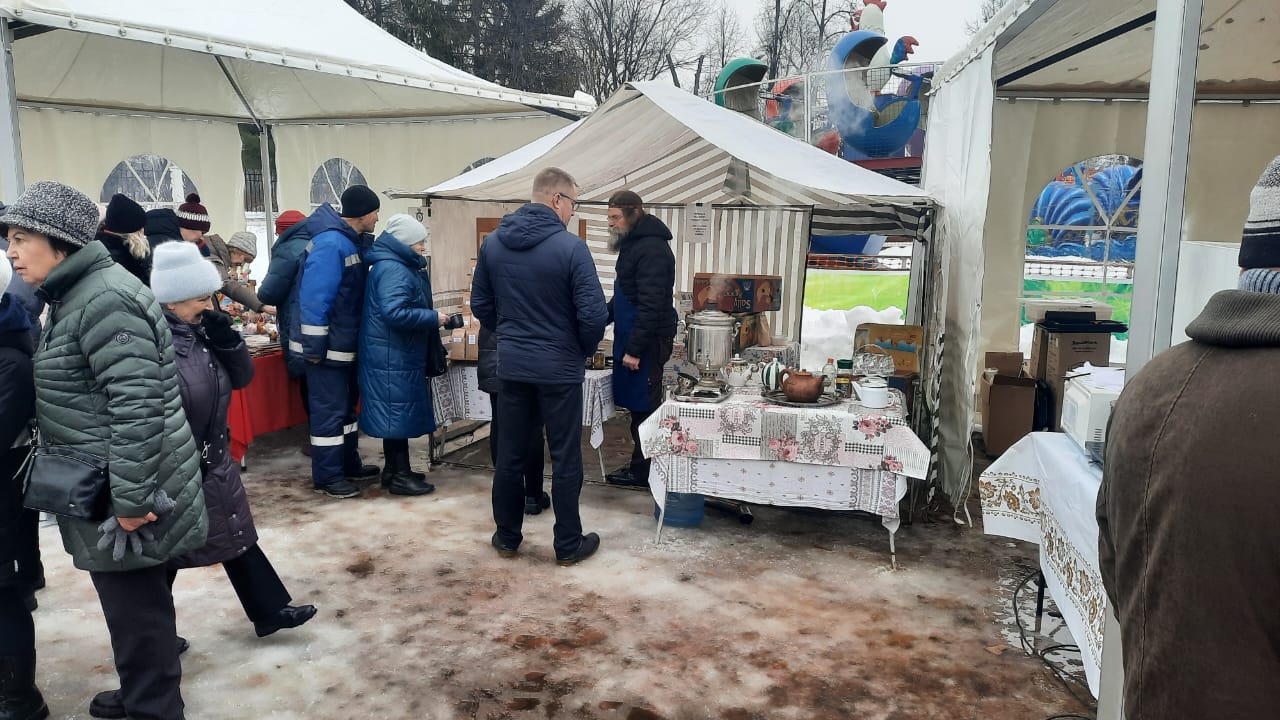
xmin=228 ymin=351 xmax=308 ymax=462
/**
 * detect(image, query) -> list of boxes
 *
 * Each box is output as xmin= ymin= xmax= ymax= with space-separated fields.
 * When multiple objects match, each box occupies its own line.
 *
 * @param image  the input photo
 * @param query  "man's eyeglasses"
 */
xmin=556 ymin=192 xmax=580 ymax=210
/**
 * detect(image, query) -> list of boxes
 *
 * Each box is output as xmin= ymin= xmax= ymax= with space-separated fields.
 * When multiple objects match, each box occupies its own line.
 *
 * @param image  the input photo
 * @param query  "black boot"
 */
xmin=383 ymin=444 xmax=435 ymax=496
xmin=524 ymin=491 xmax=551 ymax=515
xmin=0 ymin=654 xmax=49 ymax=720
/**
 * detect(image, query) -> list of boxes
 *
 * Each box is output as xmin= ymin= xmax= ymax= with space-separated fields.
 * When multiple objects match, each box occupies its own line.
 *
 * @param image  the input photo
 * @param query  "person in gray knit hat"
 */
xmin=1098 ymin=154 xmax=1280 ymax=720
xmin=4 ymin=180 xmax=208 ymax=720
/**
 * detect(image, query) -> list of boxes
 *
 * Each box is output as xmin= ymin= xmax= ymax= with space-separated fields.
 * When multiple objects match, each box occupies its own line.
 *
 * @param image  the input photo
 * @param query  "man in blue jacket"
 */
xmin=472 ymin=167 xmax=608 ymax=565
xmin=287 ymin=186 xmax=382 ymax=499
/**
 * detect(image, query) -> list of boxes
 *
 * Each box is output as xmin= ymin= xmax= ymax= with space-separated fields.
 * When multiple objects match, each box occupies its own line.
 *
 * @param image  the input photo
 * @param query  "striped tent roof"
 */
xmin=399 ymin=81 xmax=934 ymax=236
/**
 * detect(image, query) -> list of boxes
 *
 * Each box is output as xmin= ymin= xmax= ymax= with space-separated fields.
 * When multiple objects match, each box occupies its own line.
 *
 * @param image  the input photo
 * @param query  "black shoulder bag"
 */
xmin=20 ymin=427 xmax=111 ymax=521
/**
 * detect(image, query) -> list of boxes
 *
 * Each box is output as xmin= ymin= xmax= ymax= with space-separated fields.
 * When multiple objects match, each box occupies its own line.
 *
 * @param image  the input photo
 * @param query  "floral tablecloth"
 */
xmin=979 ymin=432 xmax=1107 ymax=697
xmin=638 ymin=386 xmax=929 ymax=479
xmin=430 ymin=364 xmax=615 ymax=448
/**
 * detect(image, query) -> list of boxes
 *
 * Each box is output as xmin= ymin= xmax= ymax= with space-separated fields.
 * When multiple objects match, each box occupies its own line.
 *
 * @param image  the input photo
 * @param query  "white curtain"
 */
xmin=272 ymin=115 xmax=569 ymax=224
xmin=921 ymin=47 xmax=995 ymax=501
xmin=13 ymin=106 xmax=244 ymax=236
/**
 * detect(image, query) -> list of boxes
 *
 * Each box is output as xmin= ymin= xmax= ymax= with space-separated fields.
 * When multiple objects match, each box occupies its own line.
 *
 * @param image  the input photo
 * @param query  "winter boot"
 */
xmin=382 ymin=445 xmax=434 ymax=496
xmin=0 ymin=654 xmax=49 ymax=720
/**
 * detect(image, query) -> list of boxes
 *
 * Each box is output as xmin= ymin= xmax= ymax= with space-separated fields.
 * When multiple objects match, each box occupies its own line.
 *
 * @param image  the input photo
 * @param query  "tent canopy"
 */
xmin=395 ymin=81 xmax=937 ymax=343
xmin=412 ymin=81 xmax=930 ymax=214
xmin=944 ymin=0 xmax=1277 ymax=98
xmin=0 ymin=0 xmax=594 ymax=120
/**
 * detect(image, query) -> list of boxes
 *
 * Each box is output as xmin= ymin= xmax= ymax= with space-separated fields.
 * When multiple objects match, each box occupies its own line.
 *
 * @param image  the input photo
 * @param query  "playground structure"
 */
xmin=711 ymin=0 xmax=933 ymax=167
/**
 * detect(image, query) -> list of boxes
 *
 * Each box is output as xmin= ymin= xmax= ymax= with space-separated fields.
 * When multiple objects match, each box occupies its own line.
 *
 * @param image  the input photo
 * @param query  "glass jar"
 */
xmin=835 ymin=359 xmax=854 ymax=398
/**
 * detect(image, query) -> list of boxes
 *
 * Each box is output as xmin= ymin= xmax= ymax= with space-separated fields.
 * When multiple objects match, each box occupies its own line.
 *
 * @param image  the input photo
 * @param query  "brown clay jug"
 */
xmin=780 ymin=369 xmax=824 ymax=403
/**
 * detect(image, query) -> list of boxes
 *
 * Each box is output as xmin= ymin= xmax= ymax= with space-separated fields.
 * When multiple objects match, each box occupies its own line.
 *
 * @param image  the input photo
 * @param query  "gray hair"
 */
xmin=531 ymin=167 xmax=577 ymax=201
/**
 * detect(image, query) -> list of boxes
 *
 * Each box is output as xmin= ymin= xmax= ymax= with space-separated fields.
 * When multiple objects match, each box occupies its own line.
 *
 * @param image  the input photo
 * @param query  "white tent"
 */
xmin=924 ymin=0 xmax=1280 ymax=512
xmin=393 ymin=80 xmax=937 ymax=344
xmin=0 ymin=0 xmax=590 ymax=252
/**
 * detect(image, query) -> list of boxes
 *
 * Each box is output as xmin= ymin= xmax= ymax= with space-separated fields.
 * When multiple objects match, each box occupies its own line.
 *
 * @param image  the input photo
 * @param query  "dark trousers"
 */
xmin=488 ymin=394 xmax=545 ymax=499
xmin=298 ymin=372 xmax=310 ymax=418
xmin=493 ymin=381 xmax=584 ymax=557
xmin=0 ymin=588 xmax=34 ymax=656
xmin=628 ymin=338 xmax=674 ymax=482
xmin=305 ymin=363 xmax=362 ymax=487
xmin=90 ymin=565 xmax=184 ymax=720
xmin=167 ymin=545 xmax=290 ymax=625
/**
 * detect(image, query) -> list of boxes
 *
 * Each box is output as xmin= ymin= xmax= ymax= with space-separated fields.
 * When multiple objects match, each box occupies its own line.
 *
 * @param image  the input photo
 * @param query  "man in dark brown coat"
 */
xmin=1098 ymin=155 xmax=1280 ymax=719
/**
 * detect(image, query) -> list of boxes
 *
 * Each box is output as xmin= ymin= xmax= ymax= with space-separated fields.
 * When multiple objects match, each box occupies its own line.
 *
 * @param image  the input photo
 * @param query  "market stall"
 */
xmin=393 ymin=80 xmax=943 ymax=487
xmin=640 ymin=384 xmax=928 ymax=565
xmin=924 ymin=0 xmax=1280 ymax=505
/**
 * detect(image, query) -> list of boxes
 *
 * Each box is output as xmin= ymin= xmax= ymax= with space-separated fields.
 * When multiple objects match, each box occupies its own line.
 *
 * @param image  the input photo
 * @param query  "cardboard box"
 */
xmin=464 ymin=329 xmax=479 ymax=361
xmin=447 ymin=328 xmax=467 ymax=361
xmin=1028 ymin=325 xmax=1051 ymax=380
xmin=853 ymin=323 xmax=924 ymax=373
xmin=732 ymin=313 xmax=771 ymax=354
xmin=692 ymin=274 xmax=783 ymax=313
xmin=980 ymin=351 xmax=1038 ymax=456
xmin=1046 ymin=331 xmax=1110 ymax=382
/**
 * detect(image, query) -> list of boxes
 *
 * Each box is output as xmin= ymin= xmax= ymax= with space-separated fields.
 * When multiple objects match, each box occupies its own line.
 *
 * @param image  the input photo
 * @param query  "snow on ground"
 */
xmin=29 ymin=421 xmax=1081 ymax=719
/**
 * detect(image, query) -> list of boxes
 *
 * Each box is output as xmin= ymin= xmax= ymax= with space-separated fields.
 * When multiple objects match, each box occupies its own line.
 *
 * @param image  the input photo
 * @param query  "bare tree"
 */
xmin=755 ymin=0 xmax=854 ymax=77
xmin=964 ymin=0 xmax=1011 ymax=35
xmin=570 ymin=0 xmax=710 ymax=102
xmin=694 ymin=1 xmax=749 ymax=94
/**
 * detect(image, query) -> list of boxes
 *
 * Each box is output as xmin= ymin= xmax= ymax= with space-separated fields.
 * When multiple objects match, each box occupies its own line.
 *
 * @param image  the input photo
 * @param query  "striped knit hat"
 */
xmin=176 ymin=193 xmax=211 ymax=233
xmin=1239 ymin=155 xmax=1280 ymax=269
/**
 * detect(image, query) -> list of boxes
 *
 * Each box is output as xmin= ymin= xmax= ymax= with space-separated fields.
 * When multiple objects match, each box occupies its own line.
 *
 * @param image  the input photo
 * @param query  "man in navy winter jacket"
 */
xmin=471 ymin=167 xmax=608 ymax=565
xmin=287 ymin=186 xmax=383 ymax=499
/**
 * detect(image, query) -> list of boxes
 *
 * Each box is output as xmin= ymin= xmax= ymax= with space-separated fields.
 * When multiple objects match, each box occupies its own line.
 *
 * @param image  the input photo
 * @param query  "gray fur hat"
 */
xmin=0 ymin=181 xmax=99 ymax=248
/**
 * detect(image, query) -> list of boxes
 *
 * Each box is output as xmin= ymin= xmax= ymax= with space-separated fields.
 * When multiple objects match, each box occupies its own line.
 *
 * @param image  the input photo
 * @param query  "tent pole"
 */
xmin=0 ymin=17 xmax=25 ymax=202
xmin=1126 ymin=0 xmax=1201 ymax=378
xmin=259 ymin=122 xmax=275 ymax=246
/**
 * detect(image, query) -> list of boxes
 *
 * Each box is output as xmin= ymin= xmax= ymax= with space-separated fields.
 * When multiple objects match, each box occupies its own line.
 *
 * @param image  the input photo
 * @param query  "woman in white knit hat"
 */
xmin=151 ymin=242 xmax=316 ymax=653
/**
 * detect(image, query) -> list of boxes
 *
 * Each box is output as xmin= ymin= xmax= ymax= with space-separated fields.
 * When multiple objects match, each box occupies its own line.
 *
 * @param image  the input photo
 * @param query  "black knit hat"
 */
xmin=104 ymin=194 xmax=146 ymax=234
xmin=339 ymin=185 xmax=381 ymax=218
xmin=144 ymin=208 xmax=182 ymax=242
xmin=1240 ymin=156 xmax=1280 ymax=269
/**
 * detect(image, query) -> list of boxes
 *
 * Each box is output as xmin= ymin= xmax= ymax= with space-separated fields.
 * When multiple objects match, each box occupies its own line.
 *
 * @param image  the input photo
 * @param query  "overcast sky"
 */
xmin=722 ymin=0 xmax=989 ymax=65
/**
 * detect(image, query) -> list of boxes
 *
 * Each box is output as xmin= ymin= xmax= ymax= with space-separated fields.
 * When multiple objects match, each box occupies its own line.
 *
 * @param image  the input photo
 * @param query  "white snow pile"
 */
xmin=799 ymin=305 xmax=904 ymax=370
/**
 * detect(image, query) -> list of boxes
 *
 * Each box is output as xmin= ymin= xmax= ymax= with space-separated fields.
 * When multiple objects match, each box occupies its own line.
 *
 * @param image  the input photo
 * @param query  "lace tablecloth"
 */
xmin=979 ymin=432 xmax=1107 ymax=696
xmin=638 ymin=386 xmax=928 ymax=479
xmin=430 ymin=364 xmax=615 ymax=448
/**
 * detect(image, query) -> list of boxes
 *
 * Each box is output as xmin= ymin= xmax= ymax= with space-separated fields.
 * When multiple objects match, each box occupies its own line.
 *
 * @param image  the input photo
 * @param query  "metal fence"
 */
xmin=243 ymin=171 xmax=278 ymax=212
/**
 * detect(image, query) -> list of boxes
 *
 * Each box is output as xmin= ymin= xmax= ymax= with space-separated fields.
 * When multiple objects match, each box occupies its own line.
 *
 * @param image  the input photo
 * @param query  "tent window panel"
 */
xmin=1022 ymin=154 xmax=1142 ymax=344
xmin=311 ymin=158 xmax=368 ymax=210
xmin=101 ymin=154 xmax=198 ymax=208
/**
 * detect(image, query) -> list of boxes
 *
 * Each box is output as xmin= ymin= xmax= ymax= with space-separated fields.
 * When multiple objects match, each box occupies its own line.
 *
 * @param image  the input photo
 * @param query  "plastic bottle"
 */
xmin=822 ymin=358 xmax=836 ymax=394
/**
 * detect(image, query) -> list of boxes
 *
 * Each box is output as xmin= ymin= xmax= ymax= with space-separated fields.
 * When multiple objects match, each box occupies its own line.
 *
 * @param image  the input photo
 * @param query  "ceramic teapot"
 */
xmin=721 ymin=354 xmax=759 ymax=388
xmin=854 ymin=376 xmax=890 ymax=409
xmin=760 ymin=357 xmax=785 ymax=392
xmin=780 ymin=369 xmax=825 ymax=403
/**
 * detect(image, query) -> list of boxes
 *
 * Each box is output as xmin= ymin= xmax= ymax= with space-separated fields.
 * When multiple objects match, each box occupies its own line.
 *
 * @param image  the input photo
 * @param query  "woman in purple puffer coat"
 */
xmin=151 ymin=241 xmax=316 ymax=643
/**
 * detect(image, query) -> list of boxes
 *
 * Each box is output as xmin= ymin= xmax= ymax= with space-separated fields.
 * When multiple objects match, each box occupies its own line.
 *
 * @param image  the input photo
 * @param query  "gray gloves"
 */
xmin=96 ymin=490 xmax=177 ymax=562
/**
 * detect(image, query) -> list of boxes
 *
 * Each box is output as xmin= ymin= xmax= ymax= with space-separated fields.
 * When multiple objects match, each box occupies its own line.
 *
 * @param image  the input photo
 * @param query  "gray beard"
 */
xmin=607 ymin=227 xmax=628 ymax=251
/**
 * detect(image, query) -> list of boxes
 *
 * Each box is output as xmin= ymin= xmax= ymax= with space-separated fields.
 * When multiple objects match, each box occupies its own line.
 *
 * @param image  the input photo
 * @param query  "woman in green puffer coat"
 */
xmin=3 ymin=181 xmax=207 ymax=720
